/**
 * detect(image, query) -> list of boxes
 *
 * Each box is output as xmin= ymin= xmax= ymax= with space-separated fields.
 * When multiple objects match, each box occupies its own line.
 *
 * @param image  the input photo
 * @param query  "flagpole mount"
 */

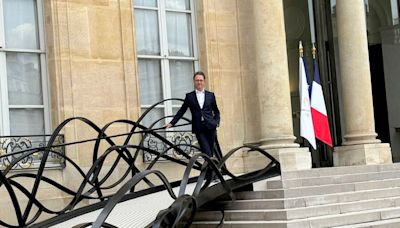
xmin=312 ymin=43 xmax=317 ymax=59
xmin=299 ymin=41 xmax=304 ymax=58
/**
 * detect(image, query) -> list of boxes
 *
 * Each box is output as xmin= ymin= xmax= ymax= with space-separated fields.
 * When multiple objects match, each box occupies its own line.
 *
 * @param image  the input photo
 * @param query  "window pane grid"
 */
xmin=0 ymin=0 xmax=49 ymax=137
xmin=135 ymin=0 xmax=197 ymax=130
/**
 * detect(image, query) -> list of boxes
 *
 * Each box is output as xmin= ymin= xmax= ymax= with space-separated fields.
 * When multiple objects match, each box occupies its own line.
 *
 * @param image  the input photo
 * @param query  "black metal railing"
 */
xmin=0 ymin=98 xmax=280 ymax=228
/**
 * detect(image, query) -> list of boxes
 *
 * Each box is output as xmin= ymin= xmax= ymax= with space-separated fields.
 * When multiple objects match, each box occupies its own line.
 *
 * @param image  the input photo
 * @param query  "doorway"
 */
xmin=283 ymin=0 xmax=341 ymax=167
xmin=369 ymin=44 xmax=390 ymax=144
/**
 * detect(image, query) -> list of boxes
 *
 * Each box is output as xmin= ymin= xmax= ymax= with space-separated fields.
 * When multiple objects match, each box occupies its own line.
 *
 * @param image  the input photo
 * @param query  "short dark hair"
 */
xmin=193 ymin=71 xmax=206 ymax=80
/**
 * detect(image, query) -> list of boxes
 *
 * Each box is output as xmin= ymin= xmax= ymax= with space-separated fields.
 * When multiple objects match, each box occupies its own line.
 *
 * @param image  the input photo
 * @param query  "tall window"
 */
xmin=0 ymin=0 xmax=50 ymax=136
xmin=134 ymin=0 xmax=198 ymax=128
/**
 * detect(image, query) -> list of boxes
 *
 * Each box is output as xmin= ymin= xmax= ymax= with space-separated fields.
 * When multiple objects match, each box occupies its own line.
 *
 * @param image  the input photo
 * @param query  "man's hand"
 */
xmin=164 ymin=123 xmax=173 ymax=129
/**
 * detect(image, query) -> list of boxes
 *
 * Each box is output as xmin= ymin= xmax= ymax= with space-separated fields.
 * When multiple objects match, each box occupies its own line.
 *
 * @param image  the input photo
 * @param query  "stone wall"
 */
xmin=196 ymin=0 xmax=249 ymax=172
xmin=0 ymin=0 xmax=271 ymax=222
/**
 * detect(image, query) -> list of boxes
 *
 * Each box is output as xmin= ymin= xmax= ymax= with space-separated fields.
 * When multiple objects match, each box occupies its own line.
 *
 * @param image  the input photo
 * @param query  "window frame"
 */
xmin=134 ymin=0 xmax=200 ymax=125
xmin=0 ymin=0 xmax=51 ymax=136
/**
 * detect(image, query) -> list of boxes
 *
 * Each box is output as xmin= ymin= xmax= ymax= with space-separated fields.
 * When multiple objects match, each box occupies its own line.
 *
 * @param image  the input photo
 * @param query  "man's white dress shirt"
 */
xmin=196 ymin=89 xmax=205 ymax=121
xmin=195 ymin=89 xmax=205 ymax=109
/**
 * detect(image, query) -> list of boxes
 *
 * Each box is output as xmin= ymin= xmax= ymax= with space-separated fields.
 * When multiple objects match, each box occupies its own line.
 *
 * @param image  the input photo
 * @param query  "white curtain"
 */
xmin=141 ymin=108 xmax=164 ymax=129
xmin=3 ymin=0 xmax=39 ymax=49
xmin=170 ymin=60 xmax=194 ymax=104
xmin=138 ymin=60 xmax=163 ymax=105
xmin=7 ymin=53 xmax=43 ymax=105
xmin=10 ymin=109 xmax=44 ymax=135
xmin=172 ymin=107 xmax=192 ymax=131
xmin=134 ymin=0 xmax=157 ymax=7
xmin=167 ymin=12 xmax=193 ymax=57
xmin=135 ymin=9 xmax=160 ymax=55
xmin=166 ymin=0 xmax=189 ymax=10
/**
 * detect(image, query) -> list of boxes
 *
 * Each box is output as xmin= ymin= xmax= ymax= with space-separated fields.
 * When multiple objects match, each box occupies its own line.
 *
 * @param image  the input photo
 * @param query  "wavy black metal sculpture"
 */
xmin=0 ymin=98 xmax=280 ymax=228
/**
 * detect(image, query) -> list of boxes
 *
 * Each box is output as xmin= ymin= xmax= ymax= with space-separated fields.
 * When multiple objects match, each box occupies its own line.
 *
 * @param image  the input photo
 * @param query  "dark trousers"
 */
xmin=196 ymin=128 xmax=216 ymax=181
xmin=195 ymin=128 xmax=216 ymax=158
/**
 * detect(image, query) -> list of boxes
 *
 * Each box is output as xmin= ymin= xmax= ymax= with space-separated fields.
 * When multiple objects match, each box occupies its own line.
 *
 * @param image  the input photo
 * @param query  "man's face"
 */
xmin=194 ymin=74 xmax=205 ymax=91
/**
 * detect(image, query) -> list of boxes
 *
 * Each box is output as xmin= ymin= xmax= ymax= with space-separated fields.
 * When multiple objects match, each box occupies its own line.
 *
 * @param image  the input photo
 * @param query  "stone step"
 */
xmin=334 ymin=218 xmax=400 ymax=228
xmin=266 ymin=170 xmax=400 ymax=189
xmin=209 ymin=188 xmax=400 ymax=210
xmin=234 ymin=185 xmax=400 ymax=202
xmin=196 ymin=196 xmax=400 ymax=221
xmin=192 ymin=206 xmax=400 ymax=228
xmin=280 ymin=163 xmax=400 ymax=180
xmin=246 ymin=177 xmax=400 ymax=199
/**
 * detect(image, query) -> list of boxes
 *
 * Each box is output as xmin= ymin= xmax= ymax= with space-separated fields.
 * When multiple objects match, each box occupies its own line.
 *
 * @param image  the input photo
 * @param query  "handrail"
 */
xmin=0 ymin=98 xmax=281 ymax=228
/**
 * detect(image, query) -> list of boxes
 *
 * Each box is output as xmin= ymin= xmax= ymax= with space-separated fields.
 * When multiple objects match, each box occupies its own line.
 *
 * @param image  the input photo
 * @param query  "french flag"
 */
xmin=310 ymin=59 xmax=333 ymax=147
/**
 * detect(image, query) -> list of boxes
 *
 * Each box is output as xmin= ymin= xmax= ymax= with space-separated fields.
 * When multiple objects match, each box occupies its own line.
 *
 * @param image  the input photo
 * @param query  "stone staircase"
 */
xmin=192 ymin=163 xmax=400 ymax=227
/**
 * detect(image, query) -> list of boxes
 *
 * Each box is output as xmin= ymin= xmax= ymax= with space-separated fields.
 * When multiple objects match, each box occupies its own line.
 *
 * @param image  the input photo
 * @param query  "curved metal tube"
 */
xmin=0 ymin=98 xmax=281 ymax=228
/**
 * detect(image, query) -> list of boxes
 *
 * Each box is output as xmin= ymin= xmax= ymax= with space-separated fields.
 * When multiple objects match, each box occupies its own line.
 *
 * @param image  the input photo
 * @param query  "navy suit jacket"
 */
xmin=170 ymin=90 xmax=220 ymax=133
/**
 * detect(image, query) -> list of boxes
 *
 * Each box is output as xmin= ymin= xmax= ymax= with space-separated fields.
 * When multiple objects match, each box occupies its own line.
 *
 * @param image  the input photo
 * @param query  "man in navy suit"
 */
xmin=165 ymin=71 xmax=220 ymax=158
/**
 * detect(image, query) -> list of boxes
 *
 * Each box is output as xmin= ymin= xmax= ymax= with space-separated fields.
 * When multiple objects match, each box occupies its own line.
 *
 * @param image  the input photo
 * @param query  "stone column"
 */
xmin=248 ymin=0 xmax=311 ymax=171
xmin=334 ymin=0 xmax=392 ymax=166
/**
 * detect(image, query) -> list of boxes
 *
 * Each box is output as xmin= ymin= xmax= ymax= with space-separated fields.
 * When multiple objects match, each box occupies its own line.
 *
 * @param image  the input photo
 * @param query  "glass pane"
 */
xmin=138 ymin=59 xmax=163 ymax=105
xmin=140 ymin=108 xmax=164 ymax=129
xmin=7 ymin=53 xmax=43 ymax=105
xmin=10 ymin=109 xmax=44 ymax=135
xmin=166 ymin=0 xmax=190 ymax=10
xmin=172 ymin=107 xmax=191 ymax=131
xmin=3 ymin=0 xmax=39 ymax=49
xmin=169 ymin=60 xmax=194 ymax=104
xmin=135 ymin=9 xmax=161 ymax=55
xmin=134 ymin=0 xmax=157 ymax=7
xmin=166 ymin=12 xmax=193 ymax=57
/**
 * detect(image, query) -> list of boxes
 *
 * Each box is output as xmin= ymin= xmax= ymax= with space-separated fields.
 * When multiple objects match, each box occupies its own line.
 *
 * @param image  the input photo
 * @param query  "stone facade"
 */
xmin=42 ymin=0 xmax=394 ymax=189
xmin=1 ymin=0 xmax=398 ymax=222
